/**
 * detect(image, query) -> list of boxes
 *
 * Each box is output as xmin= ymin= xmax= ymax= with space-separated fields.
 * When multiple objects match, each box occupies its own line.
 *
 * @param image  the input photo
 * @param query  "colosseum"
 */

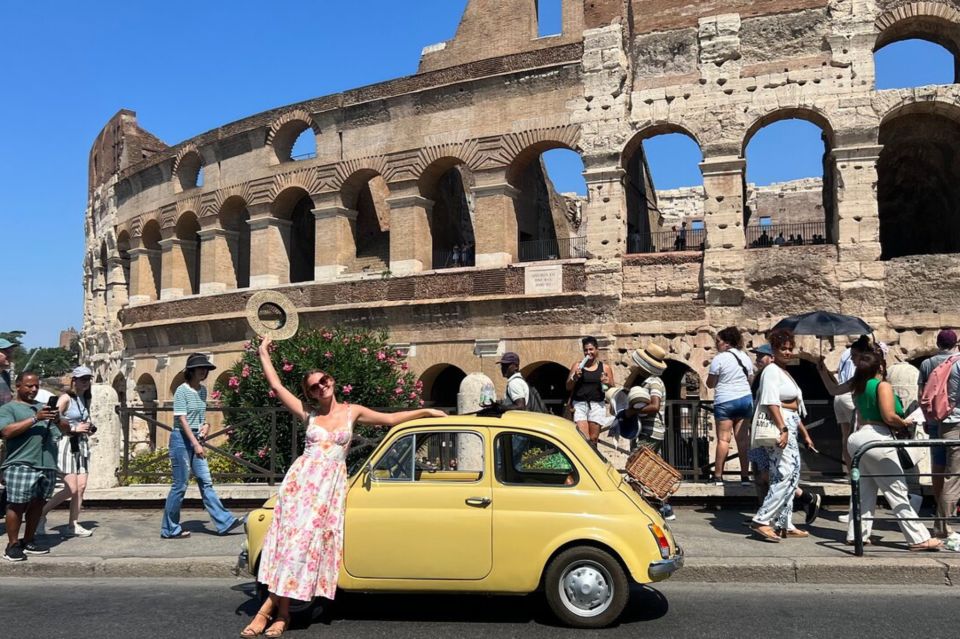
xmin=83 ymin=0 xmax=960 ymax=478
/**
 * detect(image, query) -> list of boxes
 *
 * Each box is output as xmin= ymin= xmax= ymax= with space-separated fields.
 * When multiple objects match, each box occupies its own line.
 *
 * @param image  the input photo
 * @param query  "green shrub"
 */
xmin=214 ymin=328 xmax=422 ymax=475
xmin=118 ymin=448 xmax=247 ymax=485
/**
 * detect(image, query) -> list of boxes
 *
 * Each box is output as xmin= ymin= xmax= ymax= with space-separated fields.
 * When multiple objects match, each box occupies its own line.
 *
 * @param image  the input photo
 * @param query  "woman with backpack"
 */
xmin=707 ymin=327 xmax=756 ymax=486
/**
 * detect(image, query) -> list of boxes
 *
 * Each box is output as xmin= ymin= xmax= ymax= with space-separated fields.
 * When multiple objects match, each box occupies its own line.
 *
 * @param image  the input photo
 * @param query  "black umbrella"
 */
xmin=771 ymin=311 xmax=872 ymax=337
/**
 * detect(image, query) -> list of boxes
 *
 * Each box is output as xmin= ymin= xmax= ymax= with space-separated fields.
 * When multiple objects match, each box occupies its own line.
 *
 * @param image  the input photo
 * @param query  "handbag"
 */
xmin=750 ymin=405 xmax=780 ymax=448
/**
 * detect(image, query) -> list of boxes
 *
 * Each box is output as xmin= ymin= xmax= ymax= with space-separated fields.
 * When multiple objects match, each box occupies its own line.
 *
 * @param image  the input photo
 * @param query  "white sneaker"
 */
xmin=72 ymin=523 xmax=93 ymax=538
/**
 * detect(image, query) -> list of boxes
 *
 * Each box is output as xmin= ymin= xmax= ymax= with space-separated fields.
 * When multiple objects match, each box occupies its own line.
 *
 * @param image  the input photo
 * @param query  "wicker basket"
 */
xmin=624 ymin=446 xmax=682 ymax=501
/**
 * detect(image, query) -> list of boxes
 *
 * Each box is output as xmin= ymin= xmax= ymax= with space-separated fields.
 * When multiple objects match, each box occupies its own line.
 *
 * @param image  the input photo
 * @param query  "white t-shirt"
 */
xmin=505 ymin=372 xmax=529 ymax=406
xmin=757 ymin=363 xmax=807 ymax=417
xmin=708 ymin=349 xmax=755 ymax=404
xmin=837 ymin=348 xmax=856 ymax=384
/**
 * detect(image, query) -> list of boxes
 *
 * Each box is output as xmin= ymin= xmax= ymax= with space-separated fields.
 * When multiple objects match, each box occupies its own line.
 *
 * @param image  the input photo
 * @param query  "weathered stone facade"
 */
xmin=83 ymin=0 xmax=960 ymax=444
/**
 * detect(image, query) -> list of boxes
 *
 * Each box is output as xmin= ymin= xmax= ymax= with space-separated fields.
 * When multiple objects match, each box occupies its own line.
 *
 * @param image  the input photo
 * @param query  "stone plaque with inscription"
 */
xmin=524 ymin=265 xmax=563 ymax=295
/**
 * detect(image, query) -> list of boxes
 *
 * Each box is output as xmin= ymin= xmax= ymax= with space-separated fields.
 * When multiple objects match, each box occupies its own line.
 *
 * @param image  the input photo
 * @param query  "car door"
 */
xmin=343 ymin=428 xmax=493 ymax=580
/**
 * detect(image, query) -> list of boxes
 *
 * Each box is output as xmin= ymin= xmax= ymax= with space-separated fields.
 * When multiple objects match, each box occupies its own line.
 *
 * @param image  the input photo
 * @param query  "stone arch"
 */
xmin=175 ymin=211 xmax=202 ymax=295
xmin=272 ymin=186 xmax=316 ymax=283
xmin=506 ymin=141 xmax=586 ymax=261
xmin=875 ymin=1 xmax=960 ymax=72
xmin=173 ymin=147 xmax=203 ymax=192
xmin=741 ymin=108 xmax=836 ymax=246
xmin=116 ymin=230 xmax=132 ymax=297
xmin=622 ymin=124 xmax=704 ymax=253
xmin=877 ymin=101 xmax=960 ymax=259
xmin=267 ymin=109 xmax=321 ymax=164
xmin=217 ymin=195 xmax=252 ymax=289
xmin=135 ymin=373 xmax=159 ymax=449
xmin=418 ymin=364 xmax=466 ymax=409
xmin=522 ymin=361 xmax=569 ymax=415
xmin=169 ymin=371 xmax=185 ymax=398
xmin=419 ymin=157 xmax=476 ymax=269
xmin=140 ymin=219 xmax=163 ymax=300
xmin=340 ymin=169 xmax=391 ymax=272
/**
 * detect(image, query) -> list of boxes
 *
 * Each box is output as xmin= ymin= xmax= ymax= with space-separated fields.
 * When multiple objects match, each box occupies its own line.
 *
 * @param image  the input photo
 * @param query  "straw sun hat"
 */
xmin=631 ymin=343 xmax=668 ymax=376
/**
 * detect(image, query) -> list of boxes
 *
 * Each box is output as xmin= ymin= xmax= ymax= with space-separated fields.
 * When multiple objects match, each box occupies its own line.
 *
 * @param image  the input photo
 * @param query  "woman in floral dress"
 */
xmin=241 ymin=336 xmax=444 ymax=638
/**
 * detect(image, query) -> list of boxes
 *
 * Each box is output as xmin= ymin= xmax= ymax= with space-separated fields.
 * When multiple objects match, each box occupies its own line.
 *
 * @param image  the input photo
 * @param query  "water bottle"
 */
xmin=480 ymin=381 xmax=495 ymax=406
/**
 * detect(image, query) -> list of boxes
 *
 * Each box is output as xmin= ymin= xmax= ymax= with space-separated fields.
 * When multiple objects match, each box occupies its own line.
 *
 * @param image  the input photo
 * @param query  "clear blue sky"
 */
xmin=0 ymin=2 xmax=949 ymax=349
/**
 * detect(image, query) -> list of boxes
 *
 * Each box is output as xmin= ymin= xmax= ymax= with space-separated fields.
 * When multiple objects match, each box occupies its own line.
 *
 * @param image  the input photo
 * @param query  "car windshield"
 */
xmin=576 ymin=427 xmax=611 ymax=465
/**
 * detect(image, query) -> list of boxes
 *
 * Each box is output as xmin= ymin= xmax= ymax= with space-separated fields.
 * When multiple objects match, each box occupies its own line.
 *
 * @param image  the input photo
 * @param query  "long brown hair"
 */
xmin=851 ymin=350 xmax=883 ymax=398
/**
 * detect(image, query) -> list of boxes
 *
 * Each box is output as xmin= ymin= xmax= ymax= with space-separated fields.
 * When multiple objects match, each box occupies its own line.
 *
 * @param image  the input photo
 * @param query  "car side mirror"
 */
xmin=362 ymin=462 xmax=373 ymax=490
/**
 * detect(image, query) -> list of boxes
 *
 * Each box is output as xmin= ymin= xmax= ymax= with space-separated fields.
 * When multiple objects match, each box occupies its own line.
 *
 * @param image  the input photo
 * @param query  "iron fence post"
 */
xmin=850 ymin=447 xmax=864 ymax=557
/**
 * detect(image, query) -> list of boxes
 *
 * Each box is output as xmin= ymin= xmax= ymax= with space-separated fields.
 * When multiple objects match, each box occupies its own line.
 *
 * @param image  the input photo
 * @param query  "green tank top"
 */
xmin=855 ymin=378 xmax=903 ymax=423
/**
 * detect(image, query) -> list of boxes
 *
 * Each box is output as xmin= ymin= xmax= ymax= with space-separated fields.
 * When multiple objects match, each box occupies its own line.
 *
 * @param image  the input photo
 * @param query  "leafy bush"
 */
xmin=214 ymin=328 xmax=423 ymax=475
xmin=118 ymin=448 xmax=247 ymax=485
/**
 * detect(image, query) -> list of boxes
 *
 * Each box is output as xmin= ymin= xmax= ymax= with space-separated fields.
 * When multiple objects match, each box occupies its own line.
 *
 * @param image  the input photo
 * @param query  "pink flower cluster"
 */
xmin=228 ymin=376 xmax=240 ymax=389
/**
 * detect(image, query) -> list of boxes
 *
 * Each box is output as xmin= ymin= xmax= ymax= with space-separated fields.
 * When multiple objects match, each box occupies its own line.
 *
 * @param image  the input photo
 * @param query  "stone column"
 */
xmin=700 ymin=156 xmax=747 ymax=305
xmin=582 ymin=166 xmax=626 ymax=260
xmin=386 ymin=184 xmax=434 ymax=275
xmin=198 ymin=224 xmax=239 ymax=294
xmin=247 ymin=204 xmax=292 ymax=288
xmin=105 ymin=255 xmax=129 ymax=309
xmin=313 ymin=199 xmax=358 ymax=281
xmin=158 ymin=231 xmax=196 ymax=300
xmin=127 ymin=241 xmax=160 ymax=305
xmin=471 ymin=181 xmax=520 ymax=268
xmin=87 ymin=383 xmax=121 ymax=490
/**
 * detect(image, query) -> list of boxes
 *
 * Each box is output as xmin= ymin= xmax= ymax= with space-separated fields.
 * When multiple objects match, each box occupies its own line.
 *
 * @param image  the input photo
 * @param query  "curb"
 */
xmin=1 ymin=556 xmax=956 ymax=585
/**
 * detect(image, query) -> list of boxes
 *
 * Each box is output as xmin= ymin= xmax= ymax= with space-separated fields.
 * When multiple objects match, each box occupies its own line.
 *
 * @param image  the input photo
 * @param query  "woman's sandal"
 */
xmin=750 ymin=523 xmax=781 ymax=543
xmin=239 ymin=611 xmax=272 ymax=637
xmin=264 ymin=616 xmax=291 ymax=638
xmin=909 ymin=538 xmax=943 ymax=552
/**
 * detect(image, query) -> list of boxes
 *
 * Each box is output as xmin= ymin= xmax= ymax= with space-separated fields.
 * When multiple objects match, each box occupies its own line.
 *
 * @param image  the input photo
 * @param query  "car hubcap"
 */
xmin=559 ymin=560 xmax=614 ymax=617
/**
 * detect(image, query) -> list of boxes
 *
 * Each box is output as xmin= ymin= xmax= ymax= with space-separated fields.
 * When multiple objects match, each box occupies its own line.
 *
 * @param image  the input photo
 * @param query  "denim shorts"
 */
xmin=714 ymin=395 xmax=754 ymax=422
xmin=925 ymin=423 xmax=948 ymax=467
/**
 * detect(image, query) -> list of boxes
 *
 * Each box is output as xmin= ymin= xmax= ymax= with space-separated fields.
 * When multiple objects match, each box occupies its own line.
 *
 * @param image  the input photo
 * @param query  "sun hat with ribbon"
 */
xmin=631 ymin=343 xmax=668 ymax=376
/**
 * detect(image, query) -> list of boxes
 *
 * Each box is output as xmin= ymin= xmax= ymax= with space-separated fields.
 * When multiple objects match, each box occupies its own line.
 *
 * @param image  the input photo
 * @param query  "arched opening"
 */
xmin=875 ymin=38 xmax=957 ymax=89
xmin=522 ymin=361 xmax=569 ymax=416
xmin=878 ymin=109 xmax=960 ymax=259
xmin=141 ymin=220 xmax=162 ymax=300
xmin=116 ymin=231 xmax=132 ymax=298
xmin=99 ymin=241 xmax=109 ymax=301
xmin=622 ymin=129 xmax=704 ymax=253
xmin=509 ymin=144 xmax=586 ymax=262
xmin=175 ymin=212 xmax=202 ymax=295
xmin=342 ymin=171 xmax=390 ymax=273
xmin=272 ymin=119 xmax=318 ymax=163
xmin=273 ymin=188 xmax=316 ymax=283
xmin=290 ymin=128 xmax=317 ymax=161
xmin=112 ymin=373 xmax=127 ymax=406
xmin=743 ymin=115 xmax=834 ymax=248
xmin=177 ymin=151 xmax=203 ymax=191
xmin=134 ymin=373 xmax=159 ymax=450
xmin=169 ymin=371 xmax=185 ymax=398
xmin=418 ymin=364 xmax=466 ymax=410
xmin=218 ymin=196 xmax=251 ymax=289
xmin=421 ymin=159 xmax=476 ymax=269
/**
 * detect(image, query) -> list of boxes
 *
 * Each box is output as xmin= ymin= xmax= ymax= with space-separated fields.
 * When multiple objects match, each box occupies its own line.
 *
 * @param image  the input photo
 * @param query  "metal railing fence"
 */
xmin=518 ymin=236 xmax=587 ymax=262
xmin=746 ymin=222 xmax=829 ymax=248
xmin=627 ymin=229 xmax=706 ymax=254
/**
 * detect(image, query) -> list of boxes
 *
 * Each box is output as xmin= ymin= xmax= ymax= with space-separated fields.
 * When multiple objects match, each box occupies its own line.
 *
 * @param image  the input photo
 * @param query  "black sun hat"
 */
xmin=184 ymin=353 xmax=217 ymax=371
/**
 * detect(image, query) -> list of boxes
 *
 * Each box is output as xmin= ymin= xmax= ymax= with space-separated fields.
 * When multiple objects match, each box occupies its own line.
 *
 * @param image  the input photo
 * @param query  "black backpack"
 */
xmin=526 ymin=385 xmax=551 ymax=414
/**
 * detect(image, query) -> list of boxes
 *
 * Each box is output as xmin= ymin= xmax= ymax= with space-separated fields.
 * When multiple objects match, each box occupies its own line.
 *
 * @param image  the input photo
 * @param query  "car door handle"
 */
xmin=465 ymin=496 xmax=492 ymax=508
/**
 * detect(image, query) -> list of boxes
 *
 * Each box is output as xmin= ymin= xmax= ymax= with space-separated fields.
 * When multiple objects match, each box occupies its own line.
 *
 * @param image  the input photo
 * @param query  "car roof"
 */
xmin=393 ymin=410 xmax=581 ymax=440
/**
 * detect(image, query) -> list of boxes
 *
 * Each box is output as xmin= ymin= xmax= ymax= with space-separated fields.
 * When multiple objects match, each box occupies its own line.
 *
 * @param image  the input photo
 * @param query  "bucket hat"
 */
xmin=71 ymin=366 xmax=94 ymax=379
xmin=184 ymin=353 xmax=217 ymax=371
xmin=631 ymin=343 xmax=667 ymax=376
xmin=750 ymin=344 xmax=774 ymax=357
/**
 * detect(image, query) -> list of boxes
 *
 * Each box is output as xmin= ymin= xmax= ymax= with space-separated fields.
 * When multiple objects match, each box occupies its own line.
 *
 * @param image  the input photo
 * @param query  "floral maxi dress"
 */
xmin=258 ymin=408 xmax=352 ymax=601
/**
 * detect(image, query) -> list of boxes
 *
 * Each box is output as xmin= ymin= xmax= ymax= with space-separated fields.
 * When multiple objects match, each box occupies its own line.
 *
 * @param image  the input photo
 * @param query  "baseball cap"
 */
xmin=751 ymin=344 xmax=774 ymax=357
xmin=937 ymin=329 xmax=958 ymax=350
xmin=496 ymin=352 xmax=520 ymax=365
xmin=0 ymin=338 xmax=17 ymax=350
xmin=72 ymin=366 xmax=94 ymax=379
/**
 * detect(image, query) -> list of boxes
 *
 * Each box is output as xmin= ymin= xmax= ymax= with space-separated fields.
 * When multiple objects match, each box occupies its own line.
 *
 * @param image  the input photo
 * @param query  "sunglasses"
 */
xmin=307 ymin=375 xmax=333 ymax=392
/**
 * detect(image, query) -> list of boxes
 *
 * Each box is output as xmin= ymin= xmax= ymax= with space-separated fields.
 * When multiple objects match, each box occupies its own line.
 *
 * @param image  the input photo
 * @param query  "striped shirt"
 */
xmin=173 ymin=383 xmax=207 ymax=432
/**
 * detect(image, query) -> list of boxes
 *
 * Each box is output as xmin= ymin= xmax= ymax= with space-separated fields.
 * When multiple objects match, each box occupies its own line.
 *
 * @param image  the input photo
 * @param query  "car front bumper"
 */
xmin=648 ymin=546 xmax=684 ymax=580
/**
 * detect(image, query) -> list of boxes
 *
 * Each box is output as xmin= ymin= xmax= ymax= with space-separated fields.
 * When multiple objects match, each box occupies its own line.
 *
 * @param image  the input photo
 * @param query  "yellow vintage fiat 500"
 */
xmin=237 ymin=410 xmax=682 ymax=628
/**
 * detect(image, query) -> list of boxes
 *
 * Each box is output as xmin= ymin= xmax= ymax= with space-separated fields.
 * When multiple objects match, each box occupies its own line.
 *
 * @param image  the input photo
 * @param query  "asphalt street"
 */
xmin=1 ymin=577 xmax=955 ymax=639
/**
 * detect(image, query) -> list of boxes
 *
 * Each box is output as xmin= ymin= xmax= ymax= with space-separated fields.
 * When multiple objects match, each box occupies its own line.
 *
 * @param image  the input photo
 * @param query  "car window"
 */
xmin=372 ymin=431 xmax=483 ymax=482
xmin=494 ymin=432 xmax=579 ymax=486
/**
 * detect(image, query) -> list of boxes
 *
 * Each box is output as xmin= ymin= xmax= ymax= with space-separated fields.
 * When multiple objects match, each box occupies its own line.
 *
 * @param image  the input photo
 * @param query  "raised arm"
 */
xmin=353 ymin=405 xmax=445 ymax=429
xmin=257 ymin=336 xmax=306 ymax=421
xmin=816 ymin=357 xmax=851 ymax=396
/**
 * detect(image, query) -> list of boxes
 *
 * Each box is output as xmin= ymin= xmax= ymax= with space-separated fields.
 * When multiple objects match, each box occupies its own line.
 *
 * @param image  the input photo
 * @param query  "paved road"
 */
xmin=1 ymin=578 xmax=955 ymax=638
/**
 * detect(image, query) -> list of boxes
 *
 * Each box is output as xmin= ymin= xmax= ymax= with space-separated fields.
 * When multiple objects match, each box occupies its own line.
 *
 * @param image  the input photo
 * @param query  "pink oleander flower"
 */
xmin=324 ymin=351 xmax=333 ymax=359
xmin=257 ymin=447 xmax=269 ymax=459
xmin=268 ymin=389 xmax=276 ymax=398
xmin=267 ymin=342 xmax=277 ymax=352
xmin=228 ymin=376 xmax=240 ymax=388
xmin=210 ymin=390 xmax=221 ymax=401
xmin=360 ymin=347 xmax=369 ymax=354
xmin=387 ymin=357 xmax=397 ymax=365
xmin=419 ymin=399 xmax=425 ymax=407
xmin=342 ymin=384 xmax=353 ymax=396
xmin=395 ymin=349 xmax=403 ymax=357
xmin=401 ymin=363 xmax=409 ymax=371
xmin=243 ymin=341 xmax=253 ymax=351
xmin=408 ymin=392 xmax=418 ymax=400
xmin=282 ymin=361 xmax=294 ymax=372
xmin=376 ymin=351 xmax=386 ymax=361
xmin=241 ymin=364 xmax=251 ymax=378
xmin=414 ymin=380 xmax=424 ymax=389
xmin=322 ymin=331 xmax=333 ymax=341
xmin=354 ymin=334 xmax=363 ymax=342
xmin=342 ymin=337 xmax=350 ymax=345
xmin=394 ymin=387 xmax=404 ymax=396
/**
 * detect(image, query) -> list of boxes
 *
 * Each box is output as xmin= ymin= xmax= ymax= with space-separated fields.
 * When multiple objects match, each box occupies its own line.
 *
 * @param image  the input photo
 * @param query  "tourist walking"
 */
xmin=918 ymin=329 xmax=960 ymax=540
xmin=566 ymin=336 xmax=610 ymax=448
xmin=706 ymin=327 xmax=755 ymax=485
xmin=845 ymin=350 xmax=941 ymax=550
xmin=817 ymin=335 xmax=872 ymax=473
xmin=240 ymin=336 xmax=444 ymax=638
xmin=161 ymin=353 xmax=242 ymax=540
xmin=39 ymin=366 xmax=96 ymax=538
xmin=750 ymin=329 xmax=807 ymax=542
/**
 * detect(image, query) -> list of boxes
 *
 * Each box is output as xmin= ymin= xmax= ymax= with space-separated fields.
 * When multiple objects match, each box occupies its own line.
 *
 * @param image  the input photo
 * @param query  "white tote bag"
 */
xmin=750 ymin=405 xmax=780 ymax=448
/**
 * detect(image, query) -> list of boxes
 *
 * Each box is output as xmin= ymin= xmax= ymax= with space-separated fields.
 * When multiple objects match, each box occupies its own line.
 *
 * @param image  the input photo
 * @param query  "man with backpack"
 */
xmin=496 ymin=352 xmax=550 ymax=414
xmin=919 ymin=329 xmax=960 ymax=542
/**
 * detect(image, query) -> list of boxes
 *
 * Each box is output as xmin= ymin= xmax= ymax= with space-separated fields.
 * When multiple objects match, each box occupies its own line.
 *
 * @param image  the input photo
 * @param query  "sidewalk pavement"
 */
xmin=1 ymin=505 xmax=957 ymax=584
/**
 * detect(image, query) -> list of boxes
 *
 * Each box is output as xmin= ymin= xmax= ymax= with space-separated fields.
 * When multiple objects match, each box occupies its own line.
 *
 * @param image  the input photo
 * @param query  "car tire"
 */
xmin=543 ymin=546 xmax=629 ymax=629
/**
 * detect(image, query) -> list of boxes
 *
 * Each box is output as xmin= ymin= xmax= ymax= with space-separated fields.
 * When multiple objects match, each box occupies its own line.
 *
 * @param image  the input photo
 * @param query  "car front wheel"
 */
xmin=544 ymin=546 xmax=629 ymax=629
